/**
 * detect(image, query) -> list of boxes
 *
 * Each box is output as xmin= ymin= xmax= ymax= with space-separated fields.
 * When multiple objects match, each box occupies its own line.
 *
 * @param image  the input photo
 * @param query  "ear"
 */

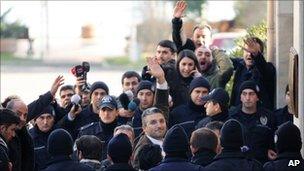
xmin=0 ymin=125 xmax=6 ymax=132
xmin=215 ymin=103 xmax=221 ymax=112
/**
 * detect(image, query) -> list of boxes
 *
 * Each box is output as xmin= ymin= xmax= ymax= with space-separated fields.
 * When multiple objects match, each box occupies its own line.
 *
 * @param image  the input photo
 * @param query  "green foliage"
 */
xmin=0 ymin=8 xmax=29 ymax=39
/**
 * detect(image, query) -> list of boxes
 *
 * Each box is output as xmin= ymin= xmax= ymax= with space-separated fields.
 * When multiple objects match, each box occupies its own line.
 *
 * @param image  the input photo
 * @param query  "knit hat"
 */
xmin=163 ymin=125 xmax=189 ymax=155
xmin=35 ymin=105 xmax=56 ymax=119
xmin=138 ymin=144 xmax=162 ymax=170
xmin=136 ymin=80 xmax=155 ymax=95
xmin=239 ymin=80 xmax=260 ymax=97
xmin=189 ymin=76 xmax=210 ymax=94
xmin=202 ymin=88 xmax=229 ymax=109
xmin=47 ymin=129 xmax=73 ymax=156
xmin=99 ymin=95 xmax=118 ymax=110
xmin=275 ymin=121 xmax=302 ymax=153
xmin=107 ymin=133 xmax=132 ymax=163
xmin=90 ymin=81 xmax=109 ymax=97
xmin=220 ymin=119 xmax=244 ymax=150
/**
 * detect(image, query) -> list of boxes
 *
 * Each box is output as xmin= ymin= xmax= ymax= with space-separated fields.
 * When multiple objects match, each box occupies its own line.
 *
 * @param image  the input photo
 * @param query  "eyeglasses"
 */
xmin=60 ymin=93 xmax=74 ymax=99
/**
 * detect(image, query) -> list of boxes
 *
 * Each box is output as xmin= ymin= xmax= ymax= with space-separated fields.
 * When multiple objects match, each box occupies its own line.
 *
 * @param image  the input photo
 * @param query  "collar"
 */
xmin=80 ymin=159 xmax=101 ymax=165
xmin=0 ymin=136 xmax=8 ymax=149
xmin=146 ymin=135 xmax=165 ymax=157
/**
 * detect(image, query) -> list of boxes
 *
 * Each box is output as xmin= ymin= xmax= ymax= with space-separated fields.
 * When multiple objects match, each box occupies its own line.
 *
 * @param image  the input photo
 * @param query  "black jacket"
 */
xmin=77 ymin=120 xmax=119 ymax=160
xmin=29 ymin=125 xmax=56 ymax=171
xmin=105 ymin=163 xmax=136 ymax=171
xmin=8 ymin=126 xmax=34 ymax=171
xmin=169 ymin=100 xmax=206 ymax=128
xmin=171 ymin=17 xmax=196 ymax=53
xmin=150 ymin=157 xmax=204 ymax=171
xmin=42 ymin=155 xmax=94 ymax=171
xmin=59 ymin=104 xmax=100 ymax=140
xmin=191 ymin=148 xmax=217 ymax=167
xmin=206 ymin=149 xmax=263 ymax=171
xmin=196 ymin=111 xmax=229 ymax=129
xmin=263 ymin=152 xmax=304 ymax=171
xmin=274 ymin=105 xmax=293 ymax=127
xmin=0 ymin=135 xmax=10 ymax=171
xmin=230 ymin=105 xmax=276 ymax=164
xmin=230 ymin=54 xmax=276 ymax=110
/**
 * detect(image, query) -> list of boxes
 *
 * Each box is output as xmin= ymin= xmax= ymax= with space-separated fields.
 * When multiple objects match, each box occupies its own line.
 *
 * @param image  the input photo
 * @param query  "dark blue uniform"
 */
xmin=206 ymin=150 xmax=263 ymax=171
xmin=274 ymin=105 xmax=293 ymax=127
xmin=150 ymin=157 xmax=204 ymax=171
xmin=29 ymin=126 xmax=55 ymax=170
xmin=77 ymin=120 xmax=119 ymax=160
xmin=230 ymin=105 xmax=276 ymax=164
xmin=42 ymin=155 xmax=94 ymax=171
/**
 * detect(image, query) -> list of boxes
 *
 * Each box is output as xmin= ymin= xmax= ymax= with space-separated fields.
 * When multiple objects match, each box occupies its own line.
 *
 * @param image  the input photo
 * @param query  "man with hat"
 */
xmin=29 ymin=105 xmax=57 ymax=170
xmin=206 ymin=119 xmax=263 ymax=170
xmin=230 ymin=80 xmax=276 ymax=164
xmin=196 ymin=88 xmax=230 ymax=128
xmin=169 ymin=76 xmax=210 ymax=127
xmin=78 ymin=95 xmax=120 ymax=160
xmin=264 ymin=122 xmax=304 ymax=171
xmin=106 ymin=133 xmax=137 ymax=171
xmin=60 ymin=81 xmax=109 ymax=139
xmin=150 ymin=125 xmax=204 ymax=171
xmin=43 ymin=129 xmax=94 ymax=171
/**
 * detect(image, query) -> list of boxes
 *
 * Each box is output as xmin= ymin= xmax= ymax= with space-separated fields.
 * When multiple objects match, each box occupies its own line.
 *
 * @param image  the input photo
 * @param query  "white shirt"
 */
xmin=146 ymin=135 xmax=165 ymax=157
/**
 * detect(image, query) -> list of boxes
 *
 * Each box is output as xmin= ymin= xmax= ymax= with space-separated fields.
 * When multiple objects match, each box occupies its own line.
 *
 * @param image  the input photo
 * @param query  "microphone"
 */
xmin=71 ymin=94 xmax=81 ymax=111
xmin=119 ymin=93 xmax=130 ymax=110
xmin=128 ymin=98 xmax=140 ymax=112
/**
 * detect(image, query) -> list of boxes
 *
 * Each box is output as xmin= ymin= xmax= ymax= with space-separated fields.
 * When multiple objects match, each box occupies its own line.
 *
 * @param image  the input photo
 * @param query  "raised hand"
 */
xmin=242 ymin=37 xmax=261 ymax=55
xmin=50 ymin=75 xmax=64 ymax=97
xmin=75 ymin=76 xmax=86 ymax=94
xmin=146 ymin=56 xmax=166 ymax=84
xmin=173 ymin=1 xmax=187 ymax=18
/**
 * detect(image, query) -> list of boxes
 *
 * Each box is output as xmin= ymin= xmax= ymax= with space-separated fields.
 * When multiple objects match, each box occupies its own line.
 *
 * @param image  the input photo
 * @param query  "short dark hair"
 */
xmin=0 ymin=108 xmax=20 ymax=126
xmin=190 ymin=128 xmax=218 ymax=152
xmin=157 ymin=40 xmax=177 ymax=53
xmin=75 ymin=135 xmax=103 ymax=160
xmin=59 ymin=85 xmax=75 ymax=95
xmin=176 ymin=49 xmax=201 ymax=76
xmin=121 ymin=71 xmax=141 ymax=84
xmin=141 ymin=107 xmax=164 ymax=127
xmin=205 ymin=121 xmax=224 ymax=132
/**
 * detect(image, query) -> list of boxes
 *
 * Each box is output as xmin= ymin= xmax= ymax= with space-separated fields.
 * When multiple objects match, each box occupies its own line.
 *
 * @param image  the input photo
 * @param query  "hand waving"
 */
xmin=173 ymin=1 xmax=187 ymax=18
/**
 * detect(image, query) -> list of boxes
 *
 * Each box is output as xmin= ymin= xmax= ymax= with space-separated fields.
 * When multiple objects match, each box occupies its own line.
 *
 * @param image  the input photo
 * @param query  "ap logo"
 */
xmin=288 ymin=160 xmax=300 ymax=167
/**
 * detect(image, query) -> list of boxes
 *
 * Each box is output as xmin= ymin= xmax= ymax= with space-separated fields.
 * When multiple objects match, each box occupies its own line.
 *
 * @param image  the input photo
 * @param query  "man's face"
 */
xmin=240 ymin=89 xmax=259 ymax=109
xmin=81 ymin=91 xmax=91 ymax=107
xmin=137 ymin=89 xmax=154 ymax=110
xmin=143 ymin=113 xmax=167 ymax=140
xmin=122 ymin=77 xmax=139 ymax=95
xmin=195 ymin=46 xmax=213 ymax=72
xmin=204 ymin=101 xmax=219 ymax=116
xmin=0 ymin=124 xmax=17 ymax=141
xmin=191 ymin=87 xmax=209 ymax=106
xmin=35 ymin=113 xmax=55 ymax=133
xmin=99 ymin=107 xmax=118 ymax=124
xmin=91 ymin=88 xmax=107 ymax=109
xmin=13 ymin=101 xmax=28 ymax=129
xmin=155 ymin=45 xmax=174 ymax=64
xmin=179 ymin=57 xmax=195 ymax=78
xmin=192 ymin=27 xmax=212 ymax=48
xmin=60 ymin=89 xmax=74 ymax=108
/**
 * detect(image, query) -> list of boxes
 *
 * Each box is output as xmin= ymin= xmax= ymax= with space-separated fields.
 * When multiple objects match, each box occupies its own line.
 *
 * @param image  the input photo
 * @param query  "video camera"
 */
xmin=71 ymin=61 xmax=90 ymax=91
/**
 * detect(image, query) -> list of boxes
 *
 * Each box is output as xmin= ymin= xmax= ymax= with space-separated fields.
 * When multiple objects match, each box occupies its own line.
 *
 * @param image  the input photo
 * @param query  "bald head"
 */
xmin=6 ymin=99 xmax=28 ymax=129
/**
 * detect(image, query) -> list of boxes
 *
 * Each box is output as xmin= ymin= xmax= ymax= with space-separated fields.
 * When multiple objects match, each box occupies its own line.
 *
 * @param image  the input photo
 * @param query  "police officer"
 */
xmin=230 ymin=80 xmax=276 ymax=164
xmin=77 ymin=95 xmax=120 ymax=160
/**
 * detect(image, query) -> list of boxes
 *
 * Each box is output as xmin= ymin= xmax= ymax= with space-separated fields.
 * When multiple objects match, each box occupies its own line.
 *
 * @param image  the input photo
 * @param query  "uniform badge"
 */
xmin=260 ymin=115 xmax=268 ymax=125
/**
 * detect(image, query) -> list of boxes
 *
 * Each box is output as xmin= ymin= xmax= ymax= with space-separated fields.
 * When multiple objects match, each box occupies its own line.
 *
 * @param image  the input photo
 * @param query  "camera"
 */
xmin=71 ymin=61 xmax=90 ymax=91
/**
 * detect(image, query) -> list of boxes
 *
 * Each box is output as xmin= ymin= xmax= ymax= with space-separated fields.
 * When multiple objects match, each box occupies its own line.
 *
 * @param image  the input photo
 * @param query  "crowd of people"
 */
xmin=0 ymin=1 xmax=303 ymax=171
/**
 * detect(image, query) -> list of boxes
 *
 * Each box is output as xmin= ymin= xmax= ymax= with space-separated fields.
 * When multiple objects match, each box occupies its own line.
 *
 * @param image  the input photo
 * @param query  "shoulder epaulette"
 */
xmin=79 ymin=122 xmax=95 ymax=131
